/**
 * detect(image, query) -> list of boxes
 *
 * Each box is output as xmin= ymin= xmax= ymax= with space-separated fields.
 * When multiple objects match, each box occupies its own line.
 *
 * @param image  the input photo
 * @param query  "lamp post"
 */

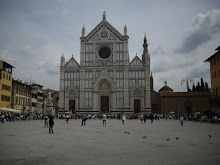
xmin=181 ymin=75 xmax=193 ymax=92
xmin=181 ymin=75 xmax=193 ymax=115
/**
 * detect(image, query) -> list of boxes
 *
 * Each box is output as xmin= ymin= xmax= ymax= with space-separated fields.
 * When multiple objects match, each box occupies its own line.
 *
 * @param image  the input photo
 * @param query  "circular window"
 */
xmin=99 ymin=47 xmax=111 ymax=59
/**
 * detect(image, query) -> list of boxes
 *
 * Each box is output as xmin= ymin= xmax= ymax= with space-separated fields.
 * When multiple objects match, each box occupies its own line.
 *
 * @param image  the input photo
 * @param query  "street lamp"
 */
xmin=181 ymin=75 xmax=193 ymax=115
xmin=181 ymin=75 xmax=193 ymax=92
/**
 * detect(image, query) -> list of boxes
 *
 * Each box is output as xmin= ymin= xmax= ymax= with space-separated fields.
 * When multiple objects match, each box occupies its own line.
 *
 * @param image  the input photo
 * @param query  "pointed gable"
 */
xmin=86 ymin=21 xmax=123 ymax=42
xmin=92 ymin=34 xmax=101 ymax=41
xmin=66 ymin=82 xmax=78 ymax=97
xmin=96 ymin=69 xmax=113 ymax=83
xmin=130 ymin=56 xmax=144 ymax=66
xmin=67 ymin=81 xmax=77 ymax=90
xmin=65 ymin=56 xmax=80 ymax=68
xmin=131 ymin=82 xmax=144 ymax=97
xmin=94 ymin=69 xmax=115 ymax=91
xmin=108 ymin=34 xmax=117 ymax=40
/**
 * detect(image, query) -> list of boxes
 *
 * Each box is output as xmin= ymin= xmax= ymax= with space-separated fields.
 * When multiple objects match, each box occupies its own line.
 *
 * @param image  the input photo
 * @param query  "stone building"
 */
xmin=59 ymin=13 xmax=151 ymax=114
xmin=205 ymin=46 xmax=220 ymax=110
xmin=151 ymin=81 xmax=211 ymax=115
xmin=0 ymin=60 xmax=14 ymax=109
xmin=11 ymin=79 xmax=32 ymax=114
xmin=30 ymin=84 xmax=43 ymax=114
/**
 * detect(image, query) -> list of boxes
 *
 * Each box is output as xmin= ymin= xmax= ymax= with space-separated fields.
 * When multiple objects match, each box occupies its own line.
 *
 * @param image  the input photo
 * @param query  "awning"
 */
xmin=0 ymin=108 xmax=21 ymax=113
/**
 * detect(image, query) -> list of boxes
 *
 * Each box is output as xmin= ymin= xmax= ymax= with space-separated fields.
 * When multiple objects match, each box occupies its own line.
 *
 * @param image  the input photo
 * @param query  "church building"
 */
xmin=59 ymin=13 xmax=151 ymax=114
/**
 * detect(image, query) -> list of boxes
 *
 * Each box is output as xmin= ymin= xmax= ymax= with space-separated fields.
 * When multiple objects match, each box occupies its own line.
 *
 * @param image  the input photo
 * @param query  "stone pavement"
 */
xmin=0 ymin=119 xmax=220 ymax=165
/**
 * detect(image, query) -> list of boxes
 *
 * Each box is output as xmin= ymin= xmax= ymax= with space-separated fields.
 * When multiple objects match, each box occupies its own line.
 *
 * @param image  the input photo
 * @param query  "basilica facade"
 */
xmin=59 ymin=13 xmax=151 ymax=114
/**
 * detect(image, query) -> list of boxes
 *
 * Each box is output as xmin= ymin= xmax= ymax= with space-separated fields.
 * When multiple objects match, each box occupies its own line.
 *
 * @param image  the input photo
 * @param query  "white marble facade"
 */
xmin=59 ymin=13 xmax=151 ymax=114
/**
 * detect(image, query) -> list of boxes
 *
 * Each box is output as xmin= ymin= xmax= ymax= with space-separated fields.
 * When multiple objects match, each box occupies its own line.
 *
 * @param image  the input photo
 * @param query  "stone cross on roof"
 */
xmin=103 ymin=11 xmax=106 ymax=21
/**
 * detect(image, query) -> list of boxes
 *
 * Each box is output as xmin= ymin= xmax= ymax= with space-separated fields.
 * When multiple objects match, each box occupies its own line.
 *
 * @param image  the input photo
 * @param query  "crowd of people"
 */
xmin=1 ymin=112 xmax=219 ymax=125
xmin=1 ymin=111 xmax=219 ymax=134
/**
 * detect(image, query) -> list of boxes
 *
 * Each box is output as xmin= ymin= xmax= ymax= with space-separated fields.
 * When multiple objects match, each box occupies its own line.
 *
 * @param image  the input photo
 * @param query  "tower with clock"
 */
xmin=59 ymin=12 xmax=151 ymax=114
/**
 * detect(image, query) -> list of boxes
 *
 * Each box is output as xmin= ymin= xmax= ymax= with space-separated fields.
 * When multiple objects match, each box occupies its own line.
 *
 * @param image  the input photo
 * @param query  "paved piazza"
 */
xmin=0 ymin=119 xmax=220 ymax=165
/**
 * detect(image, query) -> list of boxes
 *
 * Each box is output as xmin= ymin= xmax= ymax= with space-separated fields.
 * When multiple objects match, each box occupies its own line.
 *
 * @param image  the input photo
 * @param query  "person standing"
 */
xmin=143 ymin=114 xmax=147 ymax=123
xmin=122 ymin=114 xmax=126 ymax=124
xmin=180 ymin=115 xmax=184 ymax=126
xmin=81 ymin=114 xmax=86 ymax=126
xmin=44 ymin=114 xmax=48 ymax=127
xmin=140 ymin=113 xmax=144 ymax=123
xmin=49 ymin=114 xmax=54 ymax=134
xmin=66 ymin=114 xmax=69 ymax=124
xmin=150 ymin=113 xmax=154 ymax=123
xmin=102 ymin=114 xmax=107 ymax=126
xmin=1 ymin=113 xmax=5 ymax=123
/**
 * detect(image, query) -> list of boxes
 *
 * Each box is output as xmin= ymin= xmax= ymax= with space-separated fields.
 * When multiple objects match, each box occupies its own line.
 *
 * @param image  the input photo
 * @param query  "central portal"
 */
xmin=134 ymin=99 xmax=141 ymax=113
xmin=69 ymin=100 xmax=75 ymax=113
xmin=100 ymin=96 xmax=109 ymax=113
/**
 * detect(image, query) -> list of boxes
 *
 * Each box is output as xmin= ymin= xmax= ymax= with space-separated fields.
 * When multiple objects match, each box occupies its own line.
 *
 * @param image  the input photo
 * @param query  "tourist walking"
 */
xmin=49 ymin=114 xmax=54 ymax=134
xmin=140 ymin=113 xmax=144 ymax=123
xmin=102 ymin=114 xmax=107 ymax=126
xmin=150 ymin=113 xmax=154 ymax=123
xmin=143 ymin=114 xmax=147 ymax=123
xmin=122 ymin=114 xmax=126 ymax=124
xmin=180 ymin=115 xmax=184 ymax=126
xmin=1 ymin=113 xmax=5 ymax=123
xmin=44 ymin=115 xmax=48 ymax=127
xmin=66 ymin=114 xmax=69 ymax=124
xmin=81 ymin=114 xmax=86 ymax=126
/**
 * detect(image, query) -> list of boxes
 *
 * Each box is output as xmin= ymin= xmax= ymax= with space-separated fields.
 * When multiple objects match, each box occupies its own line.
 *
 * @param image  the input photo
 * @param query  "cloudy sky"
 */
xmin=0 ymin=0 xmax=219 ymax=92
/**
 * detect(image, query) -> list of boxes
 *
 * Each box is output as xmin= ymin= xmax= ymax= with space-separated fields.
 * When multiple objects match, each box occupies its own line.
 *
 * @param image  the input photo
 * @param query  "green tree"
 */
xmin=201 ymin=78 xmax=205 ymax=91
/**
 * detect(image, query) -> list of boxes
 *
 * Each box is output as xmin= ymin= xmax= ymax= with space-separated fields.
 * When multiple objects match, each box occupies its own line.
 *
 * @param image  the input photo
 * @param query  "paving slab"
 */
xmin=0 ymin=119 xmax=220 ymax=165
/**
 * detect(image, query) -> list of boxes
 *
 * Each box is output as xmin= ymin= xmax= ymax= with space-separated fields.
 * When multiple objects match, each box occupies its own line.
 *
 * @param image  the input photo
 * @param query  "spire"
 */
xmin=102 ymin=11 xmax=106 ymax=21
xmin=124 ymin=24 xmax=127 ymax=36
xmin=142 ymin=34 xmax=149 ymax=64
xmin=143 ymin=33 xmax=148 ymax=54
xmin=82 ymin=25 xmax=85 ymax=37
xmin=61 ymin=53 xmax=65 ymax=66
xmin=144 ymin=33 xmax=147 ymax=44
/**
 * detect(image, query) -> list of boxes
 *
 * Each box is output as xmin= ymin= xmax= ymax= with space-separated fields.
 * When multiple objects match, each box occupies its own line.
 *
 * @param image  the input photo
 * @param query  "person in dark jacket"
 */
xmin=81 ymin=114 xmax=86 ymax=126
xmin=143 ymin=114 xmax=147 ymax=123
xmin=150 ymin=113 xmax=154 ymax=123
xmin=49 ymin=114 xmax=54 ymax=134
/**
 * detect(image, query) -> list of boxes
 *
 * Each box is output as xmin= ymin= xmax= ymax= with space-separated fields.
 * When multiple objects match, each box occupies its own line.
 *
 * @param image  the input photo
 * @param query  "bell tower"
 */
xmin=142 ymin=34 xmax=150 ymax=65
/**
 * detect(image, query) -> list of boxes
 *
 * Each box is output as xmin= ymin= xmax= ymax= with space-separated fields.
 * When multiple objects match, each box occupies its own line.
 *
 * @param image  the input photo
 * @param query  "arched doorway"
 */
xmin=98 ymin=80 xmax=111 ymax=113
xmin=67 ymin=88 xmax=77 ymax=113
xmin=132 ymin=86 xmax=143 ymax=114
xmin=134 ymin=99 xmax=141 ymax=113
xmin=100 ymin=96 xmax=109 ymax=113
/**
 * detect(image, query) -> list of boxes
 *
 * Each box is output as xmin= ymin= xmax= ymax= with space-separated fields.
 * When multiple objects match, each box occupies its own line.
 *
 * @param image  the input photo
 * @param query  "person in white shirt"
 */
xmin=1 ymin=114 xmax=5 ymax=123
xmin=44 ymin=115 xmax=48 ymax=127
xmin=180 ymin=116 xmax=184 ymax=126
xmin=102 ymin=114 xmax=107 ymax=126
xmin=122 ymin=114 xmax=126 ymax=124
xmin=66 ymin=114 xmax=69 ymax=124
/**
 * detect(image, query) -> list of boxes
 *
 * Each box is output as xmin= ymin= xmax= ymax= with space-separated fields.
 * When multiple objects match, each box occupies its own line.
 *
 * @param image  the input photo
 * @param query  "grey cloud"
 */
xmin=177 ymin=9 xmax=220 ymax=54
xmin=189 ymin=66 xmax=210 ymax=79
xmin=178 ymin=30 xmax=212 ymax=54
xmin=41 ymin=62 xmax=59 ymax=76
